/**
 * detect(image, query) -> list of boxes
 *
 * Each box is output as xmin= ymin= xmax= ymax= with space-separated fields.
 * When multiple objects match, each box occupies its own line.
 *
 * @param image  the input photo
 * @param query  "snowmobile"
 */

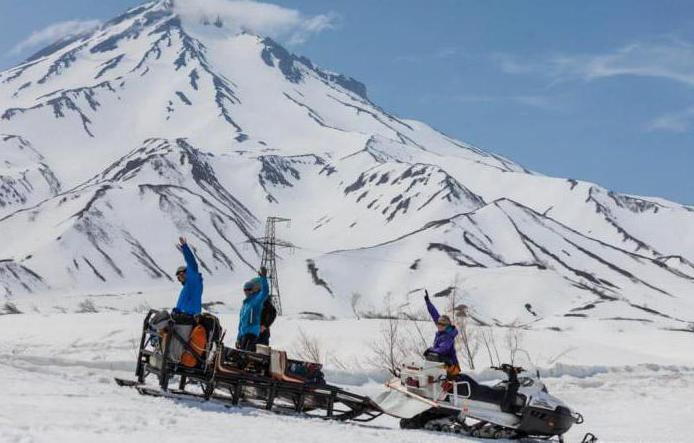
xmin=116 ymin=309 xmax=382 ymax=422
xmin=373 ymin=356 xmax=596 ymax=442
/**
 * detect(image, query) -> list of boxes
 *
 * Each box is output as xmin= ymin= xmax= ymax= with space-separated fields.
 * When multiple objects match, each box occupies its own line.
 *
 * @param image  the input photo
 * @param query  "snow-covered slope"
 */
xmin=1 ymin=0 xmax=693 ymax=330
xmin=311 ymin=199 xmax=694 ymax=328
xmin=0 ymin=134 xmax=61 ymax=217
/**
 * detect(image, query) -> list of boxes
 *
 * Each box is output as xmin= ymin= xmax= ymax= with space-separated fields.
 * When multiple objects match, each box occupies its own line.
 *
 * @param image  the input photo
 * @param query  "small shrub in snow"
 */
xmin=350 ymin=292 xmax=362 ymax=319
xmin=134 ymin=302 xmax=151 ymax=313
xmin=367 ymin=294 xmax=408 ymax=376
xmin=293 ymin=328 xmax=322 ymax=363
xmin=3 ymin=302 xmax=22 ymax=315
xmin=76 ymin=299 xmax=98 ymax=313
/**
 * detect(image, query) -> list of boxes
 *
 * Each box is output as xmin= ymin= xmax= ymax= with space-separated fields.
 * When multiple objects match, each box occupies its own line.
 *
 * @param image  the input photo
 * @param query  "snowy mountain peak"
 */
xmin=0 ymin=1 xmax=693 ymax=331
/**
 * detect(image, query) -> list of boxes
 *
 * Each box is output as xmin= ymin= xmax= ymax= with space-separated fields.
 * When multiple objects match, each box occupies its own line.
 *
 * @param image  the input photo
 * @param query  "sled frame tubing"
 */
xmin=136 ymin=310 xmax=218 ymax=390
xmin=133 ymin=310 xmax=381 ymax=423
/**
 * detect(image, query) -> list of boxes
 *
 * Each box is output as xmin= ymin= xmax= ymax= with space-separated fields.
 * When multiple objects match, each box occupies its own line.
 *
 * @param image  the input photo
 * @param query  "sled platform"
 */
xmin=122 ymin=310 xmax=382 ymax=424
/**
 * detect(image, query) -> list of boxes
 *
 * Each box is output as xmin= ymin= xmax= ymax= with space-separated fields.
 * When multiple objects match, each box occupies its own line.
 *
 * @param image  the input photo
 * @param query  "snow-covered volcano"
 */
xmin=1 ymin=0 xmax=693 ymax=331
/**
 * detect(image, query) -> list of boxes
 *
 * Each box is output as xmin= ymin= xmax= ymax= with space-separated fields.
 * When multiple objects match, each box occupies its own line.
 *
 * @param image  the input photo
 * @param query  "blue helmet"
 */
xmin=243 ymin=278 xmax=261 ymax=295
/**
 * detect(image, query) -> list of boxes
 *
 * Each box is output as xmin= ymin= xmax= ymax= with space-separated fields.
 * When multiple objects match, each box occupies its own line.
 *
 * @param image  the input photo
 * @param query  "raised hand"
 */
xmin=259 ymin=266 xmax=268 ymax=277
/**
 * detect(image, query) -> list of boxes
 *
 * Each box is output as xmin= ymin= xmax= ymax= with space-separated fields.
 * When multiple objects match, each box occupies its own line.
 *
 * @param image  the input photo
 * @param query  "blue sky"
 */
xmin=1 ymin=0 xmax=692 ymax=204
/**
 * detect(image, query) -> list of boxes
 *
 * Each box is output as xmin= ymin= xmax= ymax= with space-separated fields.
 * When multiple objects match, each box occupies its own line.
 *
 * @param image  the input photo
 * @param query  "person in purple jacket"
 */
xmin=424 ymin=290 xmax=461 ymax=377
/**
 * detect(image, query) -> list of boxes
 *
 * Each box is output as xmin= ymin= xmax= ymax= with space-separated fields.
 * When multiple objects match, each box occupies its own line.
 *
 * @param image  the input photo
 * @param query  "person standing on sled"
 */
xmin=236 ymin=266 xmax=269 ymax=351
xmin=173 ymin=237 xmax=203 ymax=315
xmin=423 ymin=290 xmax=461 ymax=378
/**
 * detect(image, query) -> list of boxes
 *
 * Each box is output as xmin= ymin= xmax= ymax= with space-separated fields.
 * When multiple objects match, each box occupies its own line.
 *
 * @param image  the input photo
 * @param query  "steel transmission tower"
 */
xmin=256 ymin=216 xmax=292 ymax=316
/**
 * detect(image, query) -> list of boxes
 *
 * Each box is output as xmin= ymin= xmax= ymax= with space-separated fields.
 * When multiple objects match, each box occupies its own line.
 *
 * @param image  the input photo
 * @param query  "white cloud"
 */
xmin=173 ymin=0 xmax=337 ymax=44
xmin=493 ymin=39 xmax=694 ymax=87
xmin=10 ymin=19 xmax=101 ymax=55
xmin=647 ymin=106 xmax=694 ymax=133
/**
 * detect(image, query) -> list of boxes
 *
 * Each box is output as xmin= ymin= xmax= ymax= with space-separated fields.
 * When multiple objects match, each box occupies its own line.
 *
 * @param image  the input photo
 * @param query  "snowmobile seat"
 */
xmin=452 ymin=374 xmax=506 ymax=405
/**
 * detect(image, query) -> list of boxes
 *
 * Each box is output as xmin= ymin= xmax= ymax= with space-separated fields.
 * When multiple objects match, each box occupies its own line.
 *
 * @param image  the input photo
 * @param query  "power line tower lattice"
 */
xmin=256 ymin=216 xmax=293 ymax=316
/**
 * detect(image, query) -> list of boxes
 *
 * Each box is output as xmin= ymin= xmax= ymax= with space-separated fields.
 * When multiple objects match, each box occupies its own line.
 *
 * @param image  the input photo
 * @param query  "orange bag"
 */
xmin=181 ymin=324 xmax=207 ymax=368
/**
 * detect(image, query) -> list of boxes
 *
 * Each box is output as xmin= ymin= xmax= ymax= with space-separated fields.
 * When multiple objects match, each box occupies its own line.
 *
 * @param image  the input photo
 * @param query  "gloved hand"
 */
xmin=259 ymin=266 xmax=268 ymax=277
xmin=424 ymin=289 xmax=430 ymax=301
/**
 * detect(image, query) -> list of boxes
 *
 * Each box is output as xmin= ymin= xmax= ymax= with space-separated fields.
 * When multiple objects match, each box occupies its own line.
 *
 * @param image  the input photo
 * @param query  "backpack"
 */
xmin=261 ymin=298 xmax=278 ymax=328
xmin=181 ymin=324 xmax=207 ymax=368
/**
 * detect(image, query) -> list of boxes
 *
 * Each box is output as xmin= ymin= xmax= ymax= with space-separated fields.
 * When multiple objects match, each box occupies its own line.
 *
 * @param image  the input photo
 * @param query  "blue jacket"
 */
xmin=237 ymin=275 xmax=269 ymax=341
xmin=425 ymin=296 xmax=459 ymax=367
xmin=174 ymin=244 xmax=203 ymax=315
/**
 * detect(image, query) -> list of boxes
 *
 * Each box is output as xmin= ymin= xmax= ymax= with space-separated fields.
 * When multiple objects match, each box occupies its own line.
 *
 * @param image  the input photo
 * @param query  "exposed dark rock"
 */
xmin=524 ymin=303 xmax=537 ymax=316
xmin=261 ymin=37 xmax=368 ymax=99
xmin=306 ymin=259 xmax=333 ymax=295
xmin=175 ymin=91 xmax=192 ymax=105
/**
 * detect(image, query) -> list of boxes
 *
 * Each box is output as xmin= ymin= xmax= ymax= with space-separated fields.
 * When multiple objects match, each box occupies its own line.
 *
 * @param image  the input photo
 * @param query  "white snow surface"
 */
xmin=1 ymin=303 xmax=694 ymax=442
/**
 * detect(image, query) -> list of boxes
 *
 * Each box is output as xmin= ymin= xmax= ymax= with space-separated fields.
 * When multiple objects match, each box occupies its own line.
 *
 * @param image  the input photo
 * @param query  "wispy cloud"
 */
xmin=393 ymin=54 xmax=422 ymax=63
xmin=9 ymin=19 xmax=101 ymax=55
xmin=493 ymin=39 xmax=694 ymax=87
xmin=394 ymin=46 xmax=460 ymax=64
xmin=434 ymin=47 xmax=458 ymax=59
xmin=174 ymin=0 xmax=337 ymax=45
xmin=494 ymin=39 xmax=694 ymax=132
xmin=420 ymin=93 xmax=563 ymax=111
xmin=647 ymin=106 xmax=694 ymax=133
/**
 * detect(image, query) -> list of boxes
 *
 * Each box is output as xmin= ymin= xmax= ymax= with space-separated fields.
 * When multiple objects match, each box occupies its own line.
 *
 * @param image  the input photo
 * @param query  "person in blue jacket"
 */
xmin=236 ymin=266 xmax=269 ymax=351
xmin=424 ymin=289 xmax=460 ymax=376
xmin=173 ymin=237 xmax=203 ymax=315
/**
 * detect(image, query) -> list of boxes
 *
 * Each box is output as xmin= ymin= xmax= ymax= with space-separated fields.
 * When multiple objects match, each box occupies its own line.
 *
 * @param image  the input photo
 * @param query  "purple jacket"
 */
xmin=425 ymin=296 xmax=459 ymax=367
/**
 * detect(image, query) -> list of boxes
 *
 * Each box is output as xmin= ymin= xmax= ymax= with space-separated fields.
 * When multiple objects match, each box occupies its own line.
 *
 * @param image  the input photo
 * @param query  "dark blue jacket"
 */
xmin=174 ymin=244 xmax=203 ymax=314
xmin=237 ymin=275 xmax=269 ymax=341
xmin=425 ymin=296 xmax=459 ymax=367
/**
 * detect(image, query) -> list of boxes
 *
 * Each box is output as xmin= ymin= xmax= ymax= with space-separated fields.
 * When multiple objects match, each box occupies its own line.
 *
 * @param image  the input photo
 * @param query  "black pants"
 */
xmin=238 ymin=334 xmax=258 ymax=352
xmin=257 ymin=328 xmax=270 ymax=346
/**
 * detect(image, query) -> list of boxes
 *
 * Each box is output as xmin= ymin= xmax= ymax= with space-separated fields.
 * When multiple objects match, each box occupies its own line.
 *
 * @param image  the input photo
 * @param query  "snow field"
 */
xmin=1 ymin=307 xmax=693 ymax=442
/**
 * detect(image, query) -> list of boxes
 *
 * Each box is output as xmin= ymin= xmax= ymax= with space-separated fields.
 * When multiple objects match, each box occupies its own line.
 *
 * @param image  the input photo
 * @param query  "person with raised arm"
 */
xmin=236 ymin=266 xmax=270 ymax=351
xmin=173 ymin=237 xmax=203 ymax=315
xmin=423 ymin=289 xmax=460 ymax=377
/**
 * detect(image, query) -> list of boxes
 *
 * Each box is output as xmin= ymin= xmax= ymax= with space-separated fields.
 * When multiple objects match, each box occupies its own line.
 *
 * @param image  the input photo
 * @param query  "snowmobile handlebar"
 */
xmin=490 ymin=364 xmax=525 ymax=374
